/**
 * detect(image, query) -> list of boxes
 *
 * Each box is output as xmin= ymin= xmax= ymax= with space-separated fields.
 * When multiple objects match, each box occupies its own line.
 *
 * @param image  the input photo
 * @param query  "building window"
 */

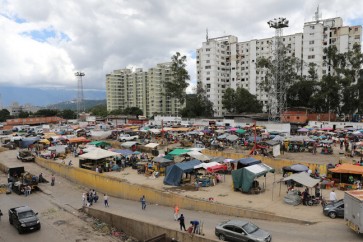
xmin=206 ymin=48 xmax=210 ymax=51
xmin=310 ymin=26 xmax=315 ymax=29
xmin=308 ymin=55 xmax=315 ymax=59
xmin=206 ymin=60 xmax=210 ymax=63
xmin=309 ymin=47 xmax=314 ymax=51
xmin=309 ymin=40 xmax=314 ymax=45
xmin=205 ymin=66 xmax=211 ymax=69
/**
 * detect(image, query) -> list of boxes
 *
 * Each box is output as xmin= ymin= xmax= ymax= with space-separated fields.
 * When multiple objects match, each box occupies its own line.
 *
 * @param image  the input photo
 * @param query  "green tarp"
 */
xmin=89 ymin=141 xmax=111 ymax=147
xmin=168 ymin=148 xmax=191 ymax=156
xmin=232 ymin=163 xmax=275 ymax=193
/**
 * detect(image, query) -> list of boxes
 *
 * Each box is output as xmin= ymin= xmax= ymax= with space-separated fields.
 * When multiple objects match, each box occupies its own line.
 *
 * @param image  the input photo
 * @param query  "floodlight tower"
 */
xmin=75 ymin=71 xmax=85 ymax=118
xmin=267 ymin=17 xmax=289 ymax=122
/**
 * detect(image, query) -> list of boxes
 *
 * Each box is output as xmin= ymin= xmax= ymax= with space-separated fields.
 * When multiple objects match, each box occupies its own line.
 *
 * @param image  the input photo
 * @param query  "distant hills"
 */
xmin=46 ymin=99 xmax=106 ymax=111
xmin=0 ymin=85 xmax=106 ymax=107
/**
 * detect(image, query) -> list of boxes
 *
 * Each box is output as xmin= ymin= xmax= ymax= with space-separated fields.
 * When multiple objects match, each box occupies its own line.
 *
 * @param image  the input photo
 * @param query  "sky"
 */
xmin=0 ymin=0 xmax=362 ymax=102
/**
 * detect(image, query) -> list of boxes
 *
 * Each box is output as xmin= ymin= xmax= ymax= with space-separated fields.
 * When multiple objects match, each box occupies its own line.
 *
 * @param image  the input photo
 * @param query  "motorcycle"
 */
xmin=306 ymin=195 xmax=322 ymax=206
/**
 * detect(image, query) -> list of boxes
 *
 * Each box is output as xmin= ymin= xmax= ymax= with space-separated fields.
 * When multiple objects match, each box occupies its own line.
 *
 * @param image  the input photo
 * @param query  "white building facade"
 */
xmin=197 ymin=17 xmax=362 ymax=117
xmin=106 ymin=63 xmax=184 ymax=118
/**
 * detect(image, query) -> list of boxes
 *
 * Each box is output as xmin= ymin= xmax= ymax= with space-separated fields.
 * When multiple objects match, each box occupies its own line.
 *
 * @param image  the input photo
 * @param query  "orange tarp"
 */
xmin=67 ymin=137 xmax=90 ymax=143
xmin=329 ymin=163 xmax=363 ymax=175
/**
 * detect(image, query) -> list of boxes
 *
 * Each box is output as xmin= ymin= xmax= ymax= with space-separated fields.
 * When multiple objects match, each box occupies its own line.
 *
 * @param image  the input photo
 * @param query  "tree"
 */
xmin=164 ymin=52 xmax=190 ymax=105
xmin=60 ymin=109 xmax=77 ymax=119
xmin=222 ymin=87 xmax=262 ymax=113
xmin=287 ymin=63 xmax=319 ymax=108
xmin=303 ymin=43 xmax=363 ymax=116
xmin=35 ymin=109 xmax=59 ymax=117
xmin=180 ymin=86 xmax=214 ymax=118
xmin=0 ymin=109 xmax=10 ymax=122
xmin=222 ymin=88 xmax=237 ymax=113
xmin=122 ymin=107 xmax=143 ymax=116
xmin=109 ymin=109 xmax=123 ymax=115
xmin=89 ymin=105 xmax=108 ymax=117
xmin=18 ymin=111 xmax=30 ymax=118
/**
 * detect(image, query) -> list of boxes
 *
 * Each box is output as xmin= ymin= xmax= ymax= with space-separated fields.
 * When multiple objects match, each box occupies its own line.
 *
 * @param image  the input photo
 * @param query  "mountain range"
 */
xmin=0 ymin=86 xmax=106 ymax=108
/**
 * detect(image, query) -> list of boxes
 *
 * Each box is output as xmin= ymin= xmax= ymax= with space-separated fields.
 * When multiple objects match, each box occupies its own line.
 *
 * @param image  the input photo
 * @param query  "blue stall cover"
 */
xmin=235 ymin=157 xmax=261 ymax=169
xmin=113 ymin=149 xmax=133 ymax=156
xmin=20 ymin=137 xmax=40 ymax=148
xmin=164 ymin=159 xmax=201 ymax=186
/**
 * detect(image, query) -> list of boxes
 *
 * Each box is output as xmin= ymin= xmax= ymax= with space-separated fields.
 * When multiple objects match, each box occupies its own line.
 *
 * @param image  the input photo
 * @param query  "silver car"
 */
xmin=215 ymin=220 xmax=272 ymax=242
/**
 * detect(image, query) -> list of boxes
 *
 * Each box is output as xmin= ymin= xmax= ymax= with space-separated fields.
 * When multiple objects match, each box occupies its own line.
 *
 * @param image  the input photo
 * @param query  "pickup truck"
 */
xmin=17 ymin=150 xmax=36 ymax=162
xmin=9 ymin=206 xmax=41 ymax=234
xmin=119 ymin=134 xmax=139 ymax=142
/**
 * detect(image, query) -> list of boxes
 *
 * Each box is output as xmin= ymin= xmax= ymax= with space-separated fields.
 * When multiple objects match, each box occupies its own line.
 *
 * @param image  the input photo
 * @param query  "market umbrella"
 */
xmin=229 ymin=127 xmax=237 ymax=132
xmin=297 ymin=128 xmax=309 ymax=132
xmin=226 ymin=135 xmax=239 ymax=142
xmin=321 ymin=127 xmax=333 ymax=131
xmin=290 ymin=164 xmax=309 ymax=172
xmin=236 ymin=129 xmax=246 ymax=134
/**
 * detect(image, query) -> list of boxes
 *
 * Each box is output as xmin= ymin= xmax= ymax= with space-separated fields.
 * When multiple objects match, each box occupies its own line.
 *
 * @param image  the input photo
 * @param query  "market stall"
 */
xmin=163 ymin=159 xmax=201 ymax=186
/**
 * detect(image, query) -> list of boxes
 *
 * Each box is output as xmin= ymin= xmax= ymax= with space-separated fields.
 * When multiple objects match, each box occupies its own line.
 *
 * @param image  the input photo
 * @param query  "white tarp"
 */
xmin=282 ymin=172 xmax=320 ymax=188
xmin=144 ymin=143 xmax=159 ymax=148
xmin=194 ymin=161 xmax=220 ymax=169
xmin=273 ymin=144 xmax=281 ymax=157
xmin=187 ymin=151 xmax=210 ymax=161
xmin=149 ymin=129 xmax=161 ymax=134
xmin=245 ymin=163 xmax=274 ymax=174
xmin=48 ymin=145 xmax=68 ymax=154
xmin=121 ymin=142 xmax=137 ymax=148
xmin=90 ymin=130 xmax=112 ymax=139
xmin=79 ymin=148 xmax=120 ymax=160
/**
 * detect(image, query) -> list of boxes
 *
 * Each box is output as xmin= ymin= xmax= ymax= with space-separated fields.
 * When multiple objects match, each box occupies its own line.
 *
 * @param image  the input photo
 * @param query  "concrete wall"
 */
xmin=34 ymin=157 xmax=311 ymax=224
xmin=85 ymin=207 xmax=217 ymax=242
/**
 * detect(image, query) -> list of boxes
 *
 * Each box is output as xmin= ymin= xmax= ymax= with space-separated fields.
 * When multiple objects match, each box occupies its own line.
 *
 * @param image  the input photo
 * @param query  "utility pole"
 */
xmin=75 ymin=72 xmax=85 ymax=119
xmin=267 ymin=17 xmax=289 ymax=122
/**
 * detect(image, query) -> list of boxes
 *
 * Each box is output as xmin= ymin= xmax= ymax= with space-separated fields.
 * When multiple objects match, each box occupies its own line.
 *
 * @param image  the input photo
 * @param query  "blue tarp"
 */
xmin=20 ymin=137 xmax=40 ymax=148
xmin=164 ymin=159 xmax=201 ymax=186
xmin=235 ymin=157 xmax=261 ymax=169
xmin=113 ymin=149 xmax=133 ymax=156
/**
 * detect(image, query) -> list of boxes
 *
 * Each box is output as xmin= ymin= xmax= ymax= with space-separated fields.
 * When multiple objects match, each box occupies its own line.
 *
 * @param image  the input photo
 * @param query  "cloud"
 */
xmin=0 ymin=0 xmax=362 ymax=93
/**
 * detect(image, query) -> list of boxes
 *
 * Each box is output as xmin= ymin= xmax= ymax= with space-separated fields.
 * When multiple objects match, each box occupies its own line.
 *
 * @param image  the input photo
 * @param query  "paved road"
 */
xmin=1 ymin=150 xmax=363 ymax=241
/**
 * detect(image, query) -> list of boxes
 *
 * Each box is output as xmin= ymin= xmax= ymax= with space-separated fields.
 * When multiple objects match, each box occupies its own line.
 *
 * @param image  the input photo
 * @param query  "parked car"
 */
xmin=9 ymin=206 xmax=41 ymax=234
xmin=323 ymin=199 xmax=344 ymax=219
xmin=215 ymin=219 xmax=272 ymax=242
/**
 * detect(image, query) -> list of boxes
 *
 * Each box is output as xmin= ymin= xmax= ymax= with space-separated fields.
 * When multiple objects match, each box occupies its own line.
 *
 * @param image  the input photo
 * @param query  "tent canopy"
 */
xmin=232 ymin=163 xmax=274 ymax=192
xmin=68 ymin=137 xmax=90 ymax=143
xmin=79 ymin=148 xmax=120 ymax=160
xmin=163 ymin=159 xmax=201 ymax=186
xmin=121 ymin=142 xmax=138 ymax=148
xmin=194 ymin=161 xmax=220 ymax=170
xmin=210 ymin=156 xmax=226 ymax=163
xmin=282 ymin=172 xmax=320 ymax=188
xmin=226 ymin=135 xmax=239 ymax=142
xmin=113 ymin=149 xmax=133 ymax=156
xmin=329 ymin=163 xmax=363 ymax=175
xmin=235 ymin=157 xmax=261 ymax=169
xmin=144 ymin=143 xmax=159 ymax=148
xmin=153 ymin=156 xmax=172 ymax=163
xmin=187 ymin=151 xmax=210 ymax=161
xmin=168 ymin=148 xmax=191 ymax=156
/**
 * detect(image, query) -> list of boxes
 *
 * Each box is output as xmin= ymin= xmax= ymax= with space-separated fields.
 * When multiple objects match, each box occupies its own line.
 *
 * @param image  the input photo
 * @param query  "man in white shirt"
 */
xmin=329 ymin=189 xmax=337 ymax=201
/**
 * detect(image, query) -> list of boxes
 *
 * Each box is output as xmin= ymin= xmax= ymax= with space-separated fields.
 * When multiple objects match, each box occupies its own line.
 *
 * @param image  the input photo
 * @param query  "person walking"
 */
xmin=177 ymin=214 xmax=186 ymax=231
xmin=104 ymin=194 xmax=109 ymax=207
xmin=174 ymin=205 xmax=179 ymax=221
xmin=51 ymin=174 xmax=55 ymax=186
xmin=82 ymin=193 xmax=87 ymax=207
xmin=140 ymin=195 xmax=146 ymax=210
xmin=330 ymin=189 xmax=337 ymax=202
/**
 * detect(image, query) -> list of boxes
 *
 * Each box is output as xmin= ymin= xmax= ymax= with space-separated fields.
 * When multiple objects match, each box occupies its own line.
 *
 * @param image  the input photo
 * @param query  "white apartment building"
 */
xmin=106 ymin=63 xmax=184 ymax=117
xmin=197 ymin=17 xmax=362 ymax=117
